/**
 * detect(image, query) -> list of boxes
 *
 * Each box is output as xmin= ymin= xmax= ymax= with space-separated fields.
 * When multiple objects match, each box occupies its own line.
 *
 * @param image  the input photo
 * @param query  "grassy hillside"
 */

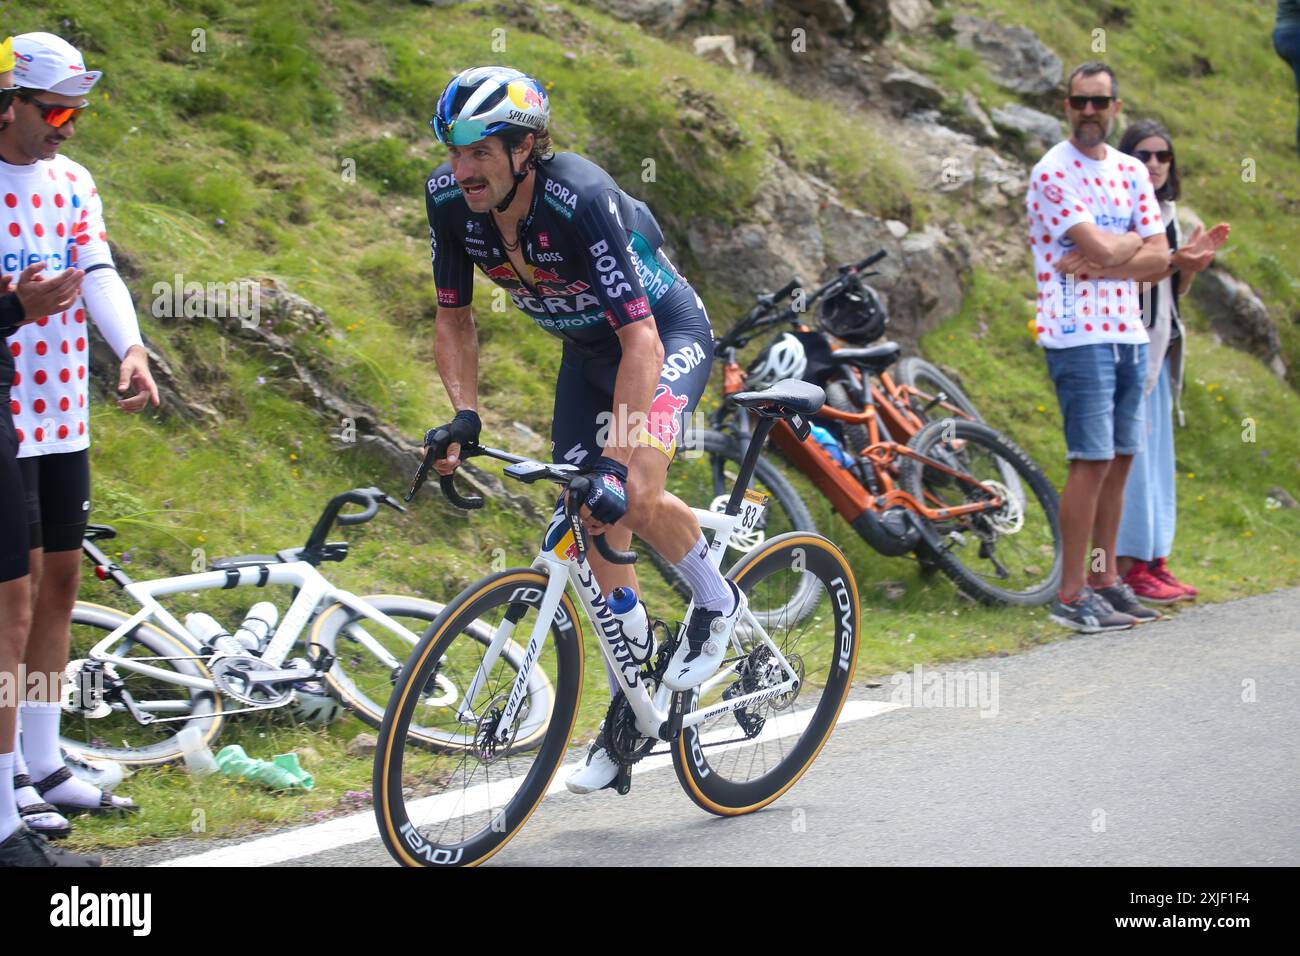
xmin=1 ymin=0 xmax=1294 ymax=846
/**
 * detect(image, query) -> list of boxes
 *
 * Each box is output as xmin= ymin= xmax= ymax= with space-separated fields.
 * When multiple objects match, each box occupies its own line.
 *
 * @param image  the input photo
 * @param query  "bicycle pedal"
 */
xmin=614 ymin=762 xmax=632 ymax=796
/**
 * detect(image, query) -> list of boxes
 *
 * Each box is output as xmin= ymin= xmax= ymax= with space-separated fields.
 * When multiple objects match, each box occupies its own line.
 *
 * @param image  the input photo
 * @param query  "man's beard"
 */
xmin=1073 ymin=118 xmax=1108 ymax=147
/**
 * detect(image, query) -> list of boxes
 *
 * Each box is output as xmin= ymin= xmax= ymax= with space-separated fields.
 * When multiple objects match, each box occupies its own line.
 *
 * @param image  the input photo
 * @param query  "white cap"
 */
xmin=12 ymin=32 xmax=102 ymax=97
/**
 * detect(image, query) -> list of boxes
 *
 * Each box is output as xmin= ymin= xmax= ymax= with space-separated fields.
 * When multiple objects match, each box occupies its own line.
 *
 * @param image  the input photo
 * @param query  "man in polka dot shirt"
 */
xmin=1027 ymin=62 xmax=1171 ymax=634
xmin=1 ymin=32 xmax=155 ymax=820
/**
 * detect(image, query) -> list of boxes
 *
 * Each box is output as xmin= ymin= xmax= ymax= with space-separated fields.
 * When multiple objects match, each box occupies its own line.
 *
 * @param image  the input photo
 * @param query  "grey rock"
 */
xmin=960 ymin=90 xmax=999 ymax=143
xmin=345 ymin=734 xmax=378 ymax=758
xmin=889 ymin=0 xmax=934 ymax=33
xmin=694 ymin=35 xmax=740 ymax=68
xmin=597 ymin=0 xmax=703 ymax=29
xmin=1267 ymin=486 xmax=1299 ymax=509
xmin=990 ymin=103 xmax=1063 ymax=156
xmin=1190 ymin=269 xmax=1287 ymax=378
xmin=791 ymin=0 xmax=855 ymax=28
xmin=882 ymin=66 xmax=946 ymax=113
xmin=950 ymin=14 xmax=1062 ymax=95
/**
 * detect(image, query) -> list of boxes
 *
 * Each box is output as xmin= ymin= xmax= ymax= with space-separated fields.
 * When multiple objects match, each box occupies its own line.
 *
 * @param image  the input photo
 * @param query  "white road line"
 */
xmin=155 ymin=699 xmax=902 ymax=867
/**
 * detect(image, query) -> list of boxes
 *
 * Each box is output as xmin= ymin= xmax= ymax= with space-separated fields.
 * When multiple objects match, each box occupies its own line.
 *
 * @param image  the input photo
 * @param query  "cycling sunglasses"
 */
xmin=0 ymin=87 xmax=18 ymax=115
xmin=18 ymin=91 xmax=87 ymax=128
xmin=1133 ymin=148 xmax=1174 ymax=164
xmin=1068 ymin=95 xmax=1115 ymax=111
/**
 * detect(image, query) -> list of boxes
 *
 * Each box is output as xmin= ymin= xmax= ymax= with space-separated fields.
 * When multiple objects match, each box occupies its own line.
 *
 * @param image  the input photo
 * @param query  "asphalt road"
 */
xmin=114 ymin=587 xmax=1299 ymax=867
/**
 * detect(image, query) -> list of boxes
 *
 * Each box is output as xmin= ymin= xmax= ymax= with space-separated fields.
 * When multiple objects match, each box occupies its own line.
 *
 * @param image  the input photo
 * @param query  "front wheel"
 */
xmin=316 ymin=594 xmax=554 ymax=753
xmin=901 ymin=419 xmax=1061 ymax=606
xmin=672 ymin=532 xmax=859 ymax=815
xmin=373 ymin=569 xmax=584 ymax=868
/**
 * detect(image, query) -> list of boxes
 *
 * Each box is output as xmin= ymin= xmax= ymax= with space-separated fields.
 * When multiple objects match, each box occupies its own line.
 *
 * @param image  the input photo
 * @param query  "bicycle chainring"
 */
xmin=210 ymin=655 xmax=296 ymax=708
xmin=603 ymin=693 xmax=656 ymax=765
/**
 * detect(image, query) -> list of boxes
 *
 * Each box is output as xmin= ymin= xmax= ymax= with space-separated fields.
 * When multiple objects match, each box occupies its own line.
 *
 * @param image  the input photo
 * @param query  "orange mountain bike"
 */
xmin=664 ymin=252 xmax=1062 ymax=606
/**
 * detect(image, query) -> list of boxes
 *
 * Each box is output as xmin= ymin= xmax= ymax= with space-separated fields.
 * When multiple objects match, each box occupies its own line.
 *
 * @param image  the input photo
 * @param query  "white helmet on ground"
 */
xmin=746 ymin=333 xmax=807 ymax=388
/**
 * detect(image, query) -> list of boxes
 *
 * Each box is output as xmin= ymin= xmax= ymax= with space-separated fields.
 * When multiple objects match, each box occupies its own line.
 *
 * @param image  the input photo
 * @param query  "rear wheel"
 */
xmin=672 ymin=533 xmax=859 ymax=815
xmin=895 ymin=356 xmax=1024 ymax=508
xmin=60 ymin=603 xmax=223 ymax=765
xmin=901 ymin=419 xmax=1061 ymax=606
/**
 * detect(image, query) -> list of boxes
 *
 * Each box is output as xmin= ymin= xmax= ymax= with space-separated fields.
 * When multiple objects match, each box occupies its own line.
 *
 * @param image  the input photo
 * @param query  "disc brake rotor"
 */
xmin=978 ymin=479 xmax=1024 ymax=535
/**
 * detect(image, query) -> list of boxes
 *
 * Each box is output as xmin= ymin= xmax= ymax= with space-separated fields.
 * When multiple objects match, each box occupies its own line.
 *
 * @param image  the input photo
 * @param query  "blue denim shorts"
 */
xmin=1044 ymin=342 xmax=1148 ymax=460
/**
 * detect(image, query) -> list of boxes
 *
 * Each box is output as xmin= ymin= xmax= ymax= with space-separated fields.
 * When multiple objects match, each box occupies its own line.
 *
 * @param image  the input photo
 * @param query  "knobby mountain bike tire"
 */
xmin=901 ymin=419 xmax=1062 ymax=606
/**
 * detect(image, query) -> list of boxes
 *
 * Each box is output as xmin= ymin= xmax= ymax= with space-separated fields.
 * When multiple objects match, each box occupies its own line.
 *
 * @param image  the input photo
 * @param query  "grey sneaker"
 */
xmin=1048 ymin=586 xmax=1138 ymax=633
xmin=1095 ymin=582 xmax=1163 ymax=623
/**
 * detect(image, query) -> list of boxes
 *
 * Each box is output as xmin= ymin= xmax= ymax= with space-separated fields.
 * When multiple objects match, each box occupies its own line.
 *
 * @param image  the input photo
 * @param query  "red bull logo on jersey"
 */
xmin=642 ymin=384 xmax=689 ymax=454
xmin=529 ymin=266 xmax=563 ymax=285
xmin=484 ymin=263 xmax=519 ymax=283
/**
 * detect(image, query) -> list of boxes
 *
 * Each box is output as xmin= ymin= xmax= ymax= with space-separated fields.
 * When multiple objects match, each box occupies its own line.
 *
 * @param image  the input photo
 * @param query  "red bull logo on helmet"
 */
xmin=507 ymin=80 xmax=545 ymax=111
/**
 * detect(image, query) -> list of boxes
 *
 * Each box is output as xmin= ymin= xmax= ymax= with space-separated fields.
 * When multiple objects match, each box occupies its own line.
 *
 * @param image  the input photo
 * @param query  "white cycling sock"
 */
xmin=20 ymin=701 xmax=103 ymax=808
xmin=673 ymin=534 xmax=733 ymax=613
xmin=0 ymin=752 xmax=18 ymax=843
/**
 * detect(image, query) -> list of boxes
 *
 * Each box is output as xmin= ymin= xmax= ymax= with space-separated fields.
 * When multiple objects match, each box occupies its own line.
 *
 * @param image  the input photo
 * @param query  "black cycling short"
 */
xmin=21 ymin=449 xmax=91 ymax=553
xmin=0 ymin=411 xmax=29 ymax=582
xmin=550 ymin=283 xmax=713 ymax=468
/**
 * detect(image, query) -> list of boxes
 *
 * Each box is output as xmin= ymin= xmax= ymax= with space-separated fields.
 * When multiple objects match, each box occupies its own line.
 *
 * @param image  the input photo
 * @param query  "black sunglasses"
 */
xmin=0 ymin=87 xmax=18 ymax=115
xmin=1068 ymin=95 xmax=1115 ymax=111
xmin=1133 ymin=149 xmax=1173 ymax=164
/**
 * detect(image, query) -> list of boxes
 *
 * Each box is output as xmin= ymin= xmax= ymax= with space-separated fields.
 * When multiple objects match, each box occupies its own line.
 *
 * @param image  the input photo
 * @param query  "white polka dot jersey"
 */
xmin=1026 ymin=141 xmax=1165 ymax=349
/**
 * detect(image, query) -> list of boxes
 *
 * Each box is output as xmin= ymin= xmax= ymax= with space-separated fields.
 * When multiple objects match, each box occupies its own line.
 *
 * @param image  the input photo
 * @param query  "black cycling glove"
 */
xmin=580 ymin=455 xmax=629 ymax=525
xmin=424 ymin=409 xmax=481 ymax=461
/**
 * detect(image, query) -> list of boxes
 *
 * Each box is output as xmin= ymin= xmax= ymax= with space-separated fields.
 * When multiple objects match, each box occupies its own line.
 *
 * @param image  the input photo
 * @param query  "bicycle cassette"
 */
xmin=210 ymin=655 xmax=299 ymax=708
xmin=62 ymin=659 xmax=118 ymax=718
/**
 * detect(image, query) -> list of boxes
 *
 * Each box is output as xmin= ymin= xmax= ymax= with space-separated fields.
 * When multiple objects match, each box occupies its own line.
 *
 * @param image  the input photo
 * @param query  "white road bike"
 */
xmin=64 ymin=488 xmax=552 ymax=765
xmin=374 ymin=380 xmax=861 ymax=867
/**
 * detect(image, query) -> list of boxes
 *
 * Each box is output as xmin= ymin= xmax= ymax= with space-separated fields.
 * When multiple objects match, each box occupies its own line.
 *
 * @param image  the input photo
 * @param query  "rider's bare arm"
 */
xmin=434 ymin=304 xmax=479 ymax=413
xmin=606 ymin=317 xmax=664 ymax=469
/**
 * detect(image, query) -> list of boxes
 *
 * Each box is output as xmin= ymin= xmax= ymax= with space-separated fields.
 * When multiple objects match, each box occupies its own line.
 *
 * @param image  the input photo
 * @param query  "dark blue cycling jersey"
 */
xmin=425 ymin=152 xmax=687 ymax=352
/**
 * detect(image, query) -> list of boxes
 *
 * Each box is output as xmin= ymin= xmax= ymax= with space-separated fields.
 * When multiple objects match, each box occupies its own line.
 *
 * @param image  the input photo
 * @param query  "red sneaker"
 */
xmin=1122 ymin=560 xmax=1187 ymax=604
xmin=1150 ymin=557 xmax=1199 ymax=598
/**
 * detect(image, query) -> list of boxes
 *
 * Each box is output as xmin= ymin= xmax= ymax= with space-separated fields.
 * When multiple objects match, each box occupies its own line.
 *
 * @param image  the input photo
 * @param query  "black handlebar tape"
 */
xmin=594 ymin=532 xmax=638 ymax=565
xmin=439 ymin=472 xmax=484 ymax=510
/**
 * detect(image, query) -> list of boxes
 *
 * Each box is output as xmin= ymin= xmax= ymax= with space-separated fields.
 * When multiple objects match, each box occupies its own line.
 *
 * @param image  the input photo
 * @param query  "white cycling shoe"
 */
xmin=564 ymin=723 xmax=620 ymax=794
xmin=663 ymin=580 xmax=747 ymax=692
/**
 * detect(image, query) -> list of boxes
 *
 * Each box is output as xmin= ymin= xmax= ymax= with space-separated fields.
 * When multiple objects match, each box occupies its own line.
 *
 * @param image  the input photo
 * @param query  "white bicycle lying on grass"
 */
xmin=374 ymin=379 xmax=861 ymax=868
xmin=64 ymin=488 xmax=552 ymax=765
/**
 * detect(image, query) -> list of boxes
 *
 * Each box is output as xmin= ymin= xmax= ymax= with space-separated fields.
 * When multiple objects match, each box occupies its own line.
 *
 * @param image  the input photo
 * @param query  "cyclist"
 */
xmin=1 ymin=32 xmax=154 ymax=833
xmin=0 ymin=34 xmax=100 ymax=868
xmin=424 ymin=66 xmax=744 ymax=794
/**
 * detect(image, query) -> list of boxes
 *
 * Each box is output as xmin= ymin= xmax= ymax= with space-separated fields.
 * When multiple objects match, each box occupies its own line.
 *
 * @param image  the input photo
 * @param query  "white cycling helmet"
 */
xmin=431 ymin=66 xmax=550 ymax=146
xmin=746 ymin=333 xmax=807 ymax=389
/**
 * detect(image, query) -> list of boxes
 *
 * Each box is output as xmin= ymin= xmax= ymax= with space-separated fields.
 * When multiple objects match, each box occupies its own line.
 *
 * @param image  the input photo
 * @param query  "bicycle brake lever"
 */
xmin=405 ymin=446 xmax=436 ymax=503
